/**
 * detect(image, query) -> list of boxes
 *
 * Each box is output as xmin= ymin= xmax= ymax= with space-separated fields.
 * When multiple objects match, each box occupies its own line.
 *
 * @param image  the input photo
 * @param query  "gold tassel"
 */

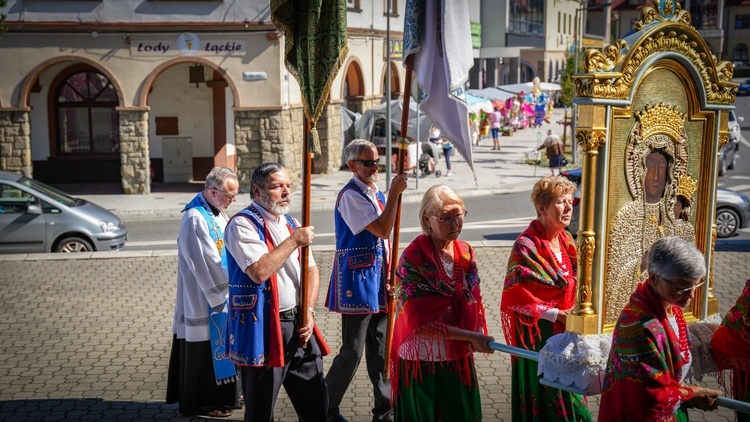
xmin=309 ymin=126 xmax=321 ymax=154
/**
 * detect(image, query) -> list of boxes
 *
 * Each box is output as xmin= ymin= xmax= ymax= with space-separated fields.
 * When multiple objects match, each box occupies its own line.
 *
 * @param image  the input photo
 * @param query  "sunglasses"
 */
xmin=352 ymin=159 xmax=378 ymax=168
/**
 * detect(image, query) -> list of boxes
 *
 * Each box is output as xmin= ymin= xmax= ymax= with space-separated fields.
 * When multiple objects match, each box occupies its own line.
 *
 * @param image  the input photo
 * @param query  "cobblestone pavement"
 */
xmin=0 ymin=246 xmax=747 ymax=421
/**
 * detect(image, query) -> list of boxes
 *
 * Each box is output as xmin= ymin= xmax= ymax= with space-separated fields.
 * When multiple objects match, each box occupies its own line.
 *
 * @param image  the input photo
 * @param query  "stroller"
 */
xmin=418 ymin=141 xmax=442 ymax=177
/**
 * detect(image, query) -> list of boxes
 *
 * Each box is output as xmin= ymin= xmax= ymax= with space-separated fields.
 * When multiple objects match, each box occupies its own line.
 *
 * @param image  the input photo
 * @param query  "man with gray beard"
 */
xmin=224 ymin=162 xmax=330 ymax=421
xmin=325 ymin=139 xmax=407 ymax=422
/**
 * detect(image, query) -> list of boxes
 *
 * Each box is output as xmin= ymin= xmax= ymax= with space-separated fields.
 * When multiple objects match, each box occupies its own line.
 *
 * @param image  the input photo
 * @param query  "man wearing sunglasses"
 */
xmin=325 ymin=139 xmax=408 ymax=422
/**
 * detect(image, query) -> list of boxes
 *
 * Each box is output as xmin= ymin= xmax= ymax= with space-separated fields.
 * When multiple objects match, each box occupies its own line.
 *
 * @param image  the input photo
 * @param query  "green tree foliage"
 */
xmin=559 ymin=51 xmax=576 ymax=108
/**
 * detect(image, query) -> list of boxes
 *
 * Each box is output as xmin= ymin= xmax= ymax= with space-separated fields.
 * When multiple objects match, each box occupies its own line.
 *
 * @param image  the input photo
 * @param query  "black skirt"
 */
xmin=166 ymin=334 xmax=239 ymax=416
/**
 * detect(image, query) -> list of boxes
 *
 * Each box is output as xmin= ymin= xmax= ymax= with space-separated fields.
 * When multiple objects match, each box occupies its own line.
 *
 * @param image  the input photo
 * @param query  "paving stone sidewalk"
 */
xmin=0 ymin=246 xmax=747 ymax=421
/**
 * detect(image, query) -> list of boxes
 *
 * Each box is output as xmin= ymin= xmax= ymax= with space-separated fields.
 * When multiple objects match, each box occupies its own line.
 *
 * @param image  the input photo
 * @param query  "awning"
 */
xmin=468 ymin=87 xmax=516 ymax=101
xmin=497 ymin=82 xmax=562 ymax=94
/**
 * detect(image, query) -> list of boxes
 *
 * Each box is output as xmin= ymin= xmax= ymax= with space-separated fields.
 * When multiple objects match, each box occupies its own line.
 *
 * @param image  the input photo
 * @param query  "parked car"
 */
xmin=720 ymin=110 xmax=744 ymax=176
xmin=560 ymin=168 xmax=750 ymax=238
xmin=716 ymin=187 xmax=750 ymax=238
xmin=0 ymin=171 xmax=127 ymax=253
xmin=738 ymin=79 xmax=750 ymax=96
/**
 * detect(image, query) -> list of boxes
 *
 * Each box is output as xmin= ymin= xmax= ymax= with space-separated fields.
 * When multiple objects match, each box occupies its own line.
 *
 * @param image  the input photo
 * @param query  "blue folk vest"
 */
xmin=326 ymin=180 xmax=387 ymax=314
xmin=226 ymin=205 xmax=296 ymax=367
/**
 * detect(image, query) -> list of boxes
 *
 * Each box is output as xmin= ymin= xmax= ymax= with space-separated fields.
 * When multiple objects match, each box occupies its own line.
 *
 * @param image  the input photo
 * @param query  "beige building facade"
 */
xmin=0 ymin=1 xmax=406 ymax=193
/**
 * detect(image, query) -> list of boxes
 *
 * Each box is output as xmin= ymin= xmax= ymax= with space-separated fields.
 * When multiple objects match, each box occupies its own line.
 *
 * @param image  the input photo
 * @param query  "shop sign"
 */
xmin=471 ymin=22 xmax=481 ymax=49
xmin=130 ymin=33 xmax=245 ymax=57
xmin=384 ymin=39 xmax=403 ymax=60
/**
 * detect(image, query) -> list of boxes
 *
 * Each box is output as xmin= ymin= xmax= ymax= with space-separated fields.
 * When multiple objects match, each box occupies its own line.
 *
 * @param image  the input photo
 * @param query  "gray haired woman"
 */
xmin=600 ymin=236 xmax=722 ymax=421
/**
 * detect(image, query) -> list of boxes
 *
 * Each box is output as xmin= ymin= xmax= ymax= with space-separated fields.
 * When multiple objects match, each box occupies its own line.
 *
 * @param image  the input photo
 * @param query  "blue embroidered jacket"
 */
xmin=326 ymin=179 xmax=388 ymax=314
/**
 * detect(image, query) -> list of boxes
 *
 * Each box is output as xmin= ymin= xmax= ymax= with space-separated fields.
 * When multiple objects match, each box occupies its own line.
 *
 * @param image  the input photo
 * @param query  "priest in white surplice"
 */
xmin=166 ymin=167 xmax=241 ymax=418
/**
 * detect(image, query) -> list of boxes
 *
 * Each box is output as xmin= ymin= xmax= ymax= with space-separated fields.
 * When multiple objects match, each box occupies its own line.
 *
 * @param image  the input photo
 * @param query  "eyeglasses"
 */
xmin=431 ymin=211 xmax=468 ymax=224
xmin=352 ymin=159 xmax=378 ymax=168
xmin=657 ymin=275 xmax=705 ymax=296
xmin=212 ymin=187 xmax=238 ymax=200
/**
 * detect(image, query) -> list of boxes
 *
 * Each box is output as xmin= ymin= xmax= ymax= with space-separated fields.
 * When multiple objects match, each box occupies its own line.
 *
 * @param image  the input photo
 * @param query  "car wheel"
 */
xmin=718 ymin=155 xmax=727 ymax=176
xmin=55 ymin=236 xmax=94 ymax=253
xmin=716 ymin=208 xmax=740 ymax=238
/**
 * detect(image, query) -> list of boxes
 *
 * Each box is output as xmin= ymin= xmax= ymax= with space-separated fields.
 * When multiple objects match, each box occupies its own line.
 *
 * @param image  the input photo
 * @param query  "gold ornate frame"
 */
xmin=566 ymin=0 xmax=738 ymax=335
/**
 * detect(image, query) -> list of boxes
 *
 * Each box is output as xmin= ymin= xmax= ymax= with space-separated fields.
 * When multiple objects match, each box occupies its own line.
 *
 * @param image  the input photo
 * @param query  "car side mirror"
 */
xmin=738 ymin=116 xmax=745 ymax=123
xmin=27 ymin=204 xmax=42 ymax=215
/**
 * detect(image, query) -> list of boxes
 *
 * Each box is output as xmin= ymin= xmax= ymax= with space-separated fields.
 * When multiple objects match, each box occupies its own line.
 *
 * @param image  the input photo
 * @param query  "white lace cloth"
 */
xmin=538 ymin=332 xmax=612 ymax=396
xmin=686 ymin=314 xmax=721 ymax=382
xmin=537 ymin=315 xmax=723 ymax=396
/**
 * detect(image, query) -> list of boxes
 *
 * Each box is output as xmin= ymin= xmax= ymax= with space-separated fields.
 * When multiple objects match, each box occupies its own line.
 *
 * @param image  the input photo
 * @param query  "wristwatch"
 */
xmin=307 ymin=306 xmax=317 ymax=317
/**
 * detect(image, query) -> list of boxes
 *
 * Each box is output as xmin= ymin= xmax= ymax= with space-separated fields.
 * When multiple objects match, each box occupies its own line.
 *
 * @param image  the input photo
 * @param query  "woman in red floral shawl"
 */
xmin=500 ymin=176 xmax=591 ymax=421
xmin=390 ymin=184 xmax=494 ymax=422
xmin=712 ymin=279 xmax=750 ymax=422
xmin=600 ymin=236 xmax=722 ymax=422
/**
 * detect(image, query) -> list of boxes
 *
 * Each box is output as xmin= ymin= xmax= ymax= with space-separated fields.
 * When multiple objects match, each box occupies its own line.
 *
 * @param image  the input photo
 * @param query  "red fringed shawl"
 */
xmin=713 ymin=279 xmax=750 ymax=371
xmin=500 ymin=219 xmax=577 ymax=350
xmin=712 ymin=279 xmax=750 ymax=406
xmin=599 ymin=281 xmax=692 ymax=422
xmin=389 ymin=235 xmax=487 ymax=398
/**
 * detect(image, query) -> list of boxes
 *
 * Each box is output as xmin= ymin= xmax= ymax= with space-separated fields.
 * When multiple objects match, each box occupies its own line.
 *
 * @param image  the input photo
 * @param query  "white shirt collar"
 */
xmin=351 ymin=176 xmax=379 ymax=197
xmin=251 ymin=200 xmax=283 ymax=224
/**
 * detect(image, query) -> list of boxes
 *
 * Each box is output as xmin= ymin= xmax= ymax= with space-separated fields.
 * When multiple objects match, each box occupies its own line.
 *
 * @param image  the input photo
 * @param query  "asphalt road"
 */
xmin=122 ymin=191 xmax=539 ymax=251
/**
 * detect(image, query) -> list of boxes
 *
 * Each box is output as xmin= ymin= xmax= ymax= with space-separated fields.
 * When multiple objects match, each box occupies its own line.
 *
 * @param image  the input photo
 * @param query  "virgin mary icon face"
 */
xmin=644 ymin=150 xmax=668 ymax=204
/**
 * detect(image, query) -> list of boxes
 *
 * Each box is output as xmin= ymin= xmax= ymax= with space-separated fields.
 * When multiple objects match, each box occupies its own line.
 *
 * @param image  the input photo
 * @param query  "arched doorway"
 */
xmin=381 ymin=61 xmax=401 ymax=99
xmin=142 ymin=60 xmax=236 ymax=184
xmin=37 ymin=65 xmax=122 ymax=183
xmin=342 ymin=59 xmax=365 ymax=113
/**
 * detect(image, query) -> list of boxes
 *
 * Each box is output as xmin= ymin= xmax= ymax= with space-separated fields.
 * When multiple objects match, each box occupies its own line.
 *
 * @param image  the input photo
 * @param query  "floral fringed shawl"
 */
xmin=712 ymin=279 xmax=750 ymax=413
xmin=599 ymin=281 xmax=692 ymax=422
xmin=389 ymin=235 xmax=487 ymax=399
xmin=500 ymin=219 xmax=577 ymax=351
xmin=713 ymin=279 xmax=750 ymax=371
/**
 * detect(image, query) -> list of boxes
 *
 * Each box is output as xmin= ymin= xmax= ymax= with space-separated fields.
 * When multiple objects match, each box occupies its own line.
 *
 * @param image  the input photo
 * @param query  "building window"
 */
xmin=508 ymin=0 xmax=544 ymax=35
xmin=690 ymin=0 xmax=718 ymax=30
xmin=734 ymin=44 xmax=749 ymax=63
xmin=55 ymin=70 xmax=119 ymax=156
xmin=384 ymin=0 xmax=398 ymax=15
xmin=736 ymin=15 xmax=750 ymax=30
xmin=347 ymin=0 xmax=360 ymax=10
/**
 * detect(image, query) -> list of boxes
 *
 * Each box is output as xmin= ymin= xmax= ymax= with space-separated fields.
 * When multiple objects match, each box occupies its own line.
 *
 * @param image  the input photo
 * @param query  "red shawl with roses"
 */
xmin=389 ymin=234 xmax=487 ymax=399
xmin=500 ymin=219 xmax=577 ymax=351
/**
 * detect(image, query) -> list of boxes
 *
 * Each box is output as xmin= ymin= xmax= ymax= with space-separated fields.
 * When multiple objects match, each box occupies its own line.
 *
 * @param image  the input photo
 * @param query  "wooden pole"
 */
xmin=299 ymin=117 xmax=313 ymax=348
xmin=383 ymin=56 xmax=413 ymax=377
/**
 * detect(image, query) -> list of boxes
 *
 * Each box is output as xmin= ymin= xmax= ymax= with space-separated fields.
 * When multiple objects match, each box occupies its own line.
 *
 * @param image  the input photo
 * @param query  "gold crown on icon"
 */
xmin=636 ymin=102 xmax=687 ymax=141
xmin=676 ymin=173 xmax=697 ymax=199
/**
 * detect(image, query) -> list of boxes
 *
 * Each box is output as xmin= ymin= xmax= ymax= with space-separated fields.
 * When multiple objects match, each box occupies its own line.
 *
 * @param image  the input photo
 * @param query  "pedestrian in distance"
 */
xmin=224 ymin=162 xmax=330 ymax=422
xmin=538 ymin=129 xmax=565 ymax=175
xmin=500 ymin=176 xmax=592 ymax=421
xmin=166 ymin=166 xmax=241 ymax=418
xmin=599 ymin=236 xmax=722 ymax=421
xmin=325 ymin=139 xmax=408 ymax=422
xmin=390 ymin=184 xmax=494 ymax=421
xmin=441 ymin=138 xmax=454 ymax=177
xmin=490 ymin=107 xmax=503 ymax=150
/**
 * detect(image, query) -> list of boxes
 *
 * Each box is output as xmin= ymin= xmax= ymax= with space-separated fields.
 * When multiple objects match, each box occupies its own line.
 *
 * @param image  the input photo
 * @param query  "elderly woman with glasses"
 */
xmin=501 ymin=175 xmax=592 ymax=421
xmin=599 ymin=236 xmax=722 ymax=421
xmin=390 ymin=184 xmax=494 ymax=421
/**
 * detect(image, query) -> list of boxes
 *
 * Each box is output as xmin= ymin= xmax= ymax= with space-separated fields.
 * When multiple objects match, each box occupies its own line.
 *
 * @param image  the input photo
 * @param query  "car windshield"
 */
xmin=17 ymin=176 xmax=77 ymax=207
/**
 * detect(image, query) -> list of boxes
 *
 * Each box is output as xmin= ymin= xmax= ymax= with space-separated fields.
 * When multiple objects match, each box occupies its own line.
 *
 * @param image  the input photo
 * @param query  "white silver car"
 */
xmin=0 ymin=171 xmax=127 ymax=253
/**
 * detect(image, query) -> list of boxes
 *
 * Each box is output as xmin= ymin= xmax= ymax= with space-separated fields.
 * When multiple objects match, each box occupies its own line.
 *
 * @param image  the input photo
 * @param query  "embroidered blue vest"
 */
xmin=326 ymin=180 xmax=387 ymax=314
xmin=226 ymin=205 xmax=296 ymax=367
